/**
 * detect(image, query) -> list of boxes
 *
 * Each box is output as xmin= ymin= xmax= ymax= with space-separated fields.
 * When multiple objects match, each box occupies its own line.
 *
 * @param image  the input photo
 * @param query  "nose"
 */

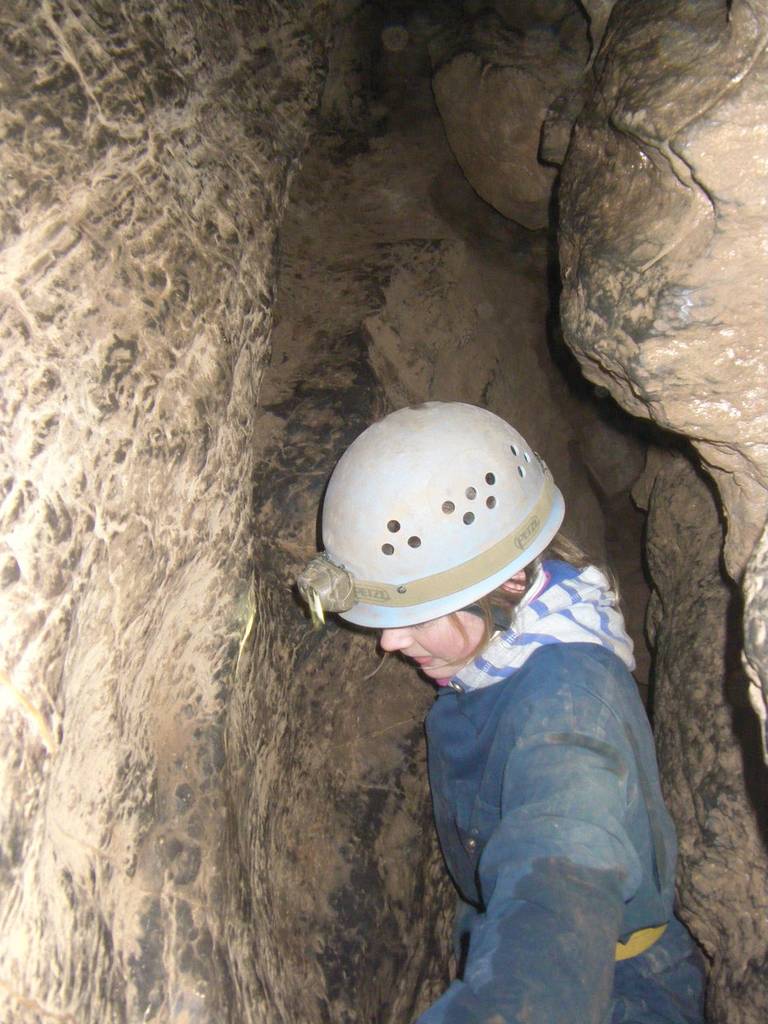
xmin=379 ymin=627 xmax=413 ymax=653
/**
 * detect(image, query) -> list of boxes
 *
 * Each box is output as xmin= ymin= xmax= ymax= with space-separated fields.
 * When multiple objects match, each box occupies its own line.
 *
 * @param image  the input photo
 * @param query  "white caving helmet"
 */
xmin=297 ymin=402 xmax=565 ymax=627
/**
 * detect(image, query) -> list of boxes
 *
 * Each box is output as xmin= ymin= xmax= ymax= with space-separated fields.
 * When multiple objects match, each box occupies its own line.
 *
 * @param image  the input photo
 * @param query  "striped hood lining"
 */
xmin=450 ymin=560 xmax=635 ymax=693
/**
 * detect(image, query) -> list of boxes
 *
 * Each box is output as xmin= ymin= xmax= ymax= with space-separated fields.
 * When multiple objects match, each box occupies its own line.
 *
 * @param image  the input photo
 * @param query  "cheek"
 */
xmin=452 ymin=614 xmax=485 ymax=660
xmin=430 ymin=619 xmax=481 ymax=664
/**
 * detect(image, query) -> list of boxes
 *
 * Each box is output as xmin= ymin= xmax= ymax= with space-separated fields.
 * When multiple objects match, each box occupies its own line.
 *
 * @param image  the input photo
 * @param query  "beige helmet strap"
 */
xmin=352 ymin=476 xmax=555 ymax=609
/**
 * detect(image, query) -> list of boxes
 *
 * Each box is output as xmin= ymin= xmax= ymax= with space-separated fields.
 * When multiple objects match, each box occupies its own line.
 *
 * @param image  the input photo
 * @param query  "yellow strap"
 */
xmin=308 ymin=588 xmax=326 ymax=628
xmin=615 ymin=923 xmax=667 ymax=961
xmin=353 ymin=477 xmax=555 ymax=608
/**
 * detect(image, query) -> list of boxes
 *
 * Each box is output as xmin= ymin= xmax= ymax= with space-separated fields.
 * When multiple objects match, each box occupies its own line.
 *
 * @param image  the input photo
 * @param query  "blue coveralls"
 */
xmin=417 ymin=643 xmax=705 ymax=1023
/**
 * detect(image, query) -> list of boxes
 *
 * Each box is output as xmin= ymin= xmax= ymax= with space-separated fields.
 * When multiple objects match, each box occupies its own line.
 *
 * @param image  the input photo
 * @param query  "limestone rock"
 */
xmin=320 ymin=1 xmax=381 ymax=129
xmin=433 ymin=11 xmax=588 ymax=229
xmin=559 ymin=0 xmax=768 ymax=576
xmin=247 ymin=329 xmax=454 ymax=1022
xmin=642 ymin=452 xmax=768 ymax=1024
xmin=0 ymin=2 xmax=327 ymax=1021
xmin=577 ymin=409 xmax=646 ymax=498
xmin=579 ymin=0 xmax=617 ymax=54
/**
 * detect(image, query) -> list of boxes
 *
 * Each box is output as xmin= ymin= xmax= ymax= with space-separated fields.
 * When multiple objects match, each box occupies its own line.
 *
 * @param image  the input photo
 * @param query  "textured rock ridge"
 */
xmin=578 ymin=0 xmax=617 ymax=54
xmin=639 ymin=453 xmax=768 ymax=1024
xmin=432 ymin=2 xmax=589 ymax=228
xmin=559 ymin=0 xmax=768 ymax=577
xmin=0 ymin=3 xmax=327 ymax=1021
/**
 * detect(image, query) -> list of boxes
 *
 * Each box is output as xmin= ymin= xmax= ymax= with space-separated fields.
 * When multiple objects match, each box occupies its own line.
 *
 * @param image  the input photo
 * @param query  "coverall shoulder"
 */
xmin=416 ymin=642 xmax=704 ymax=1024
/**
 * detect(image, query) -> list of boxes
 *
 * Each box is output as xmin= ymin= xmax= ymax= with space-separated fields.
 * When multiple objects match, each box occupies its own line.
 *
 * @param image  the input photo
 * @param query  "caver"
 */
xmin=298 ymin=402 xmax=705 ymax=1024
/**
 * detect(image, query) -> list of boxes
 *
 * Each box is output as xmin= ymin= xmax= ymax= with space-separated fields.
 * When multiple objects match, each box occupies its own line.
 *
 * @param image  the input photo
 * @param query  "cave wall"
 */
xmin=635 ymin=452 xmax=768 ymax=1024
xmin=557 ymin=1 xmax=768 ymax=1020
xmin=560 ymin=0 xmax=768 ymax=579
xmin=4 ymin=1 xmax=768 ymax=1022
xmin=0 ymin=2 xmax=328 ymax=1021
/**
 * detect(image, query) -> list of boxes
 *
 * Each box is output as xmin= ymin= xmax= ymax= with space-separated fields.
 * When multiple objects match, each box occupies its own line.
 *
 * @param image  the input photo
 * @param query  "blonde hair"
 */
xmin=451 ymin=532 xmax=616 ymax=661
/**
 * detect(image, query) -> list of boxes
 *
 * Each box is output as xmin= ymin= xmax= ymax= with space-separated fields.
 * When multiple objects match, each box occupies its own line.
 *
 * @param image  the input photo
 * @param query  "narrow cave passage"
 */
xmin=264 ymin=3 xmax=652 ymax=681
xmin=247 ymin=4 xmax=658 ymax=1021
xmin=3 ymin=3 xmax=767 ymax=1024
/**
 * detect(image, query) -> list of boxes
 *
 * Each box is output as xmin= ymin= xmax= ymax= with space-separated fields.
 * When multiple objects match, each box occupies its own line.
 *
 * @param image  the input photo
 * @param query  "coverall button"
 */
xmin=466 ymin=837 xmax=477 ymax=852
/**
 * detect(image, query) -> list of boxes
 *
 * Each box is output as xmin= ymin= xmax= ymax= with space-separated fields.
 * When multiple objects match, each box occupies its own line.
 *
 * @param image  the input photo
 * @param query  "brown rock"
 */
xmin=433 ymin=13 xmax=588 ymax=229
xmin=642 ymin=452 xmax=768 ymax=1024
xmin=579 ymin=0 xmax=617 ymax=54
xmin=559 ymin=0 xmax=768 ymax=576
xmin=0 ymin=3 xmax=328 ymax=1022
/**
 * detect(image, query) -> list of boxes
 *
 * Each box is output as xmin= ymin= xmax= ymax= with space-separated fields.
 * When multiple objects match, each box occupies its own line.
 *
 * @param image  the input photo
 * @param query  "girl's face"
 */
xmin=379 ymin=611 xmax=485 ymax=680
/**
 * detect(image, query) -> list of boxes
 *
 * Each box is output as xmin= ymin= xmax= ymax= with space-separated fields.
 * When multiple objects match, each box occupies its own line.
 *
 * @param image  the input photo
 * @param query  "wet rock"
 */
xmin=579 ymin=0 xmax=617 ymax=54
xmin=0 ymin=2 xmax=327 ymax=1022
xmin=559 ymin=0 xmax=768 ymax=576
xmin=432 ymin=7 xmax=589 ymax=229
xmin=577 ymin=409 xmax=646 ymax=499
xmin=639 ymin=452 xmax=768 ymax=1024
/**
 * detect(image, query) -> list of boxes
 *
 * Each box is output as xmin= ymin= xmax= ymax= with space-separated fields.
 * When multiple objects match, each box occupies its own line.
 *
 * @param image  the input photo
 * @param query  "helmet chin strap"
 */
xmin=461 ymin=601 xmax=514 ymax=631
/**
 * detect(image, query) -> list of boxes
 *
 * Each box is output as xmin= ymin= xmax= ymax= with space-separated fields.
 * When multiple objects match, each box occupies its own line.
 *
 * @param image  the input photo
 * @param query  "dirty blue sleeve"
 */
xmin=416 ymin=677 xmax=645 ymax=1024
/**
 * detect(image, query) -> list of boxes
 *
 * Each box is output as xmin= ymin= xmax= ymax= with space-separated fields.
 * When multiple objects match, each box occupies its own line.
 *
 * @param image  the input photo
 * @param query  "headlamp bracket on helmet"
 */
xmin=297 ymin=555 xmax=356 ymax=626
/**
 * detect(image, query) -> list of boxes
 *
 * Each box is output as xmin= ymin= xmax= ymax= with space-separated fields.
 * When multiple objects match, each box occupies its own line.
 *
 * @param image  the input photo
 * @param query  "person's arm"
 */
xmin=417 ymin=682 xmax=643 ymax=1023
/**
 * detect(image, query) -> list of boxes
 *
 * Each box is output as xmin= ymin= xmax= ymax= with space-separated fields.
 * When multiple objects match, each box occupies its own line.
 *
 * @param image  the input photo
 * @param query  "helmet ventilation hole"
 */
xmin=387 ymin=520 xmax=400 ymax=532
xmin=382 ymin=543 xmax=395 ymax=555
xmin=510 ymin=444 xmax=518 ymax=456
xmin=518 ymin=465 xmax=526 ymax=479
xmin=485 ymin=472 xmax=495 ymax=484
xmin=465 ymin=486 xmax=476 ymax=500
xmin=463 ymin=511 xmax=475 ymax=525
xmin=523 ymin=451 xmax=531 ymax=463
xmin=486 ymin=496 xmax=496 ymax=508
xmin=442 ymin=500 xmax=455 ymax=514
xmin=408 ymin=536 xmax=421 ymax=548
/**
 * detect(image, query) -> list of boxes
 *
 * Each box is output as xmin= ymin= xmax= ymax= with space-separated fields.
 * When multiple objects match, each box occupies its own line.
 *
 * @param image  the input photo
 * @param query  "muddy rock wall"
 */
xmin=560 ymin=0 xmax=768 ymax=577
xmin=0 ymin=2 xmax=328 ymax=1021
xmin=430 ymin=1 xmax=589 ymax=229
xmin=558 ymin=1 xmax=768 ymax=1021
xmin=635 ymin=452 xmax=768 ymax=1024
xmin=4 ymin=1 xmax=768 ymax=1022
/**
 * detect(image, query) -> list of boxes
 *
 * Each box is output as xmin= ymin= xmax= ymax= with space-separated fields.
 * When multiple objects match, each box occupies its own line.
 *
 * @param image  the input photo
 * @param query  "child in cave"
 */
xmin=297 ymin=402 xmax=705 ymax=1024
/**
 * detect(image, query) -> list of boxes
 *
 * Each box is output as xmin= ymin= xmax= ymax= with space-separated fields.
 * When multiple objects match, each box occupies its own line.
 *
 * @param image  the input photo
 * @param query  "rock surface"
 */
xmin=743 ymin=521 xmax=768 ymax=759
xmin=639 ymin=452 xmax=768 ymax=1024
xmin=578 ymin=0 xmax=617 ymax=54
xmin=559 ymin=0 xmax=768 ymax=577
xmin=432 ymin=6 xmax=588 ymax=228
xmin=0 ymin=2 xmax=327 ymax=1021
